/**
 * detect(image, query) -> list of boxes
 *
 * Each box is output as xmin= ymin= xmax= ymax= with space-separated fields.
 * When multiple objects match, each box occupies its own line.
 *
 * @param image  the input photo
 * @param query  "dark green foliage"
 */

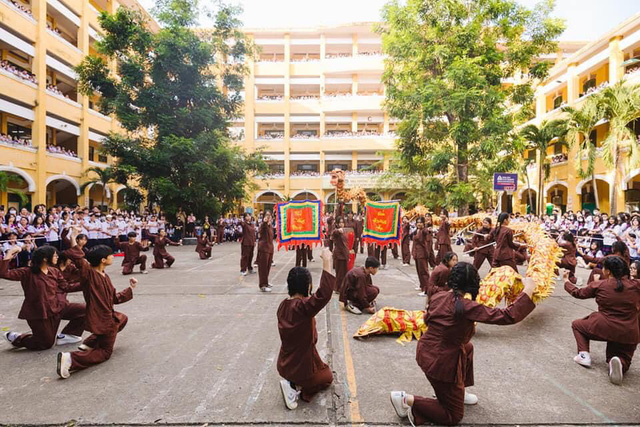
xmin=76 ymin=0 xmax=265 ymax=218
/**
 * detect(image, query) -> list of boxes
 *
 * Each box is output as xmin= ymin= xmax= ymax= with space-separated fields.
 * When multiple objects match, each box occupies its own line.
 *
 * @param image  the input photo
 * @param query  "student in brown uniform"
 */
xmin=340 ymin=256 xmax=380 ymax=315
xmin=331 ymin=216 xmax=351 ymax=294
xmin=2 ymin=246 xmax=85 ymax=349
xmin=57 ymin=232 xmax=137 ymax=379
xmin=257 ymin=211 xmax=275 ymax=292
xmin=374 ymin=245 xmax=388 ymax=270
xmin=216 ymin=218 xmax=225 ymax=245
xmin=240 ymin=213 xmax=256 ymax=275
xmin=427 ymin=252 xmax=458 ymax=299
xmin=413 ymin=216 xmax=436 ymax=296
xmin=115 ymin=232 xmax=150 ymax=274
xmin=277 ymin=248 xmax=335 ymax=409
xmin=326 ymin=214 xmax=335 ymax=251
xmin=151 ymin=229 xmax=182 ymax=269
xmin=195 ymin=233 xmax=213 ymax=260
xmin=390 ymin=262 xmax=537 ymax=426
xmin=585 ymin=241 xmax=630 ymax=284
xmin=436 ymin=211 xmax=453 ymax=264
xmin=491 ymin=212 xmax=525 ymax=272
xmin=357 ymin=214 xmax=365 ymax=254
xmin=295 ymin=244 xmax=309 ymax=268
xmin=564 ymin=256 xmax=640 ymax=385
xmin=557 ymin=232 xmax=577 ymax=284
xmin=471 ymin=218 xmax=494 ymax=271
xmin=401 ymin=216 xmax=412 ymax=266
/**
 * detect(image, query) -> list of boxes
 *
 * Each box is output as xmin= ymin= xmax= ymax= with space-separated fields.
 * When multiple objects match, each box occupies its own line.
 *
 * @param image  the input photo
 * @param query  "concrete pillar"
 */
xmin=79 ymin=0 xmax=90 ymax=172
xmin=320 ymin=151 xmax=326 ymax=175
xmin=351 ymin=151 xmax=358 ymax=171
xmin=284 ymin=33 xmax=291 ymax=196
xmin=32 ymin=0 xmax=48 ymax=205
xmin=609 ymin=36 xmax=624 ymax=84
xmin=245 ymin=34 xmax=256 ymax=152
xmin=351 ymin=112 xmax=357 ymax=133
xmin=383 ymin=112 xmax=389 ymax=134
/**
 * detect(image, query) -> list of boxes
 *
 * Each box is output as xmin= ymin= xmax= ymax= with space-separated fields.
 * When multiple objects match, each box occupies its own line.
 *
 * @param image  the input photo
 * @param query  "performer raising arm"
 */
xmin=390 ymin=262 xmax=537 ymax=426
xmin=151 ymin=229 xmax=182 ymax=269
xmin=277 ymin=248 xmax=335 ymax=410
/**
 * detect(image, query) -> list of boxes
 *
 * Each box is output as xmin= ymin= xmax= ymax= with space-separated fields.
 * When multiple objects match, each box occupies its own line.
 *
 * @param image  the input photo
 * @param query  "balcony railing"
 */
xmin=256 ymin=133 xmax=284 ymax=140
xmin=323 ymin=131 xmax=395 ymax=139
xmin=577 ymin=82 xmax=609 ymax=101
xmin=291 ymin=133 xmax=320 ymax=140
xmin=0 ymin=134 xmax=34 ymax=151
xmin=47 ymin=27 xmax=81 ymax=53
xmin=1 ymin=0 xmax=35 ymax=21
xmin=0 ymin=63 xmax=38 ymax=86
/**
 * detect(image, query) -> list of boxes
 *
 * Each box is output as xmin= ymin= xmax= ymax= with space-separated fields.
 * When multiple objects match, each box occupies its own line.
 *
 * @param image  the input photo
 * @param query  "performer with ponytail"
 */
xmin=565 ymin=256 xmax=640 ymax=385
xmin=390 ymin=262 xmax=537 ymax=426
xmin=435 ymin=210 xmax=452 ymax=264
xmin=427 ymin=252 xmax=458 ymax=299
xmin=331 ymin=216 xmax=350 ymax=293
xmin=491 ymin=212 xmax=526 ymax=272
xmin=401 ymin=216 xmax=412 ymax=266
xmin=587 ymin=240 xmax=630 ymax=284
xmin=277 ymin=248 xmax=335 ymax=410
xmin=471 ymin=218 xmax=494 ymax=271
xmin=557 ymin=232 xmax=577 ymax=284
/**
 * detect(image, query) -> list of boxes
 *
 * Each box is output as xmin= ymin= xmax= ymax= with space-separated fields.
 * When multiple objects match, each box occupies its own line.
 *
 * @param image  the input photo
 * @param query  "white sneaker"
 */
xmin=241 ymin=271 xmax=247 ymax=276
xmin=249 ymin=270 xmax=256 ymax=274
xmin=78 ymin=343 xmax=94 ymax=351
xmin=310 ymin=259 xmax=315 ymax=262
xmin=402 ymin=263 xmax=409 ymax=267
xmin=574 ymin=351 xmax=592 ymax=368
xmin=346 ymin=303 xmax=362 ymax=315
xmin=418 ymin=291 xmax=427 ymax=297
xmin=4 ymin=331 xmax=19 ymax=344
xmin=260 ymin=287 xmax=272 ymax=293
xmin=279 ymin=379 xmax=299 ymax=410
xmin=414 ymin=286 xmax=421 ymax=291
xmin=141 ymin=270 xmax=148 ymax=274
xmin=390 ymin=391 xmax=410 ymax=418
xmin=464 ymin=391 xmax=478 ymax=405
xmin=609 ymin=356 xmax=623 ymax=385
xmin=56 ymin=334 xmax=83 ymax=345
xmin=266 ymin=283 xmax=274 ymax=288
xmin=56 ymin=352 xmax=71 ymax=379
xmin=382 ymin=265 xmax=388 ymax=270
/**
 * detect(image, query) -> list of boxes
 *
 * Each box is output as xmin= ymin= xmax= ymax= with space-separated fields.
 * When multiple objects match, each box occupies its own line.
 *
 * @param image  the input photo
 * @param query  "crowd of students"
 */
xmin=0 ymin=132 xmax=31 ymax=147
xmin=0 ymin=60 xmax=37 ymax=84
xmin=1 ymin=202 xmax=638 ymax=425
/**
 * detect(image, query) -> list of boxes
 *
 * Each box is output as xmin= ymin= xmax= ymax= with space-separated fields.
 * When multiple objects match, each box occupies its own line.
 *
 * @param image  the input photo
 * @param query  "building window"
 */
xmin=89 ymin=146 xmax=95 ymax=161
xmin=98 ymin=154 xmax=107 ymax=163
xmin=526 ymin=149 xmax=536 ymax=161
xmin=582 ymin=77 xmax=596 ymax=95
xmin=327 ymin=163 xmax=348 ymax=171
xmin=296 ymin=130 xmax=317 ymax=137
xmin=297 ymin=164 xmax=318 ymax=172
xmin=269 ymin=164 xmax=284 ymax=173
xmin=589 ymin=130 xmax=597 ymax=146
xmin=553 ymin=94 xmax=563 ymax=109
xmin=553 ymin=142 xmax=563 ymax=155
xmin=7 ymin=123 xmax=31 ymax=142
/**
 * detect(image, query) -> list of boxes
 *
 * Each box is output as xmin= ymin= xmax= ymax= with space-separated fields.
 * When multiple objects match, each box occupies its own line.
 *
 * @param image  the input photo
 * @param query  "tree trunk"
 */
xmin=457 ymin=142 xmax=469 ymax=216
xmin=102 ymin=185 xmax=105 ymax=212
xmin=525 ymin=173 xmax=534 ymax=214
xmin=610 ymin=152 xmax=619 ymax=215
xmin=537 ymin=157 xmax=543 ymax=216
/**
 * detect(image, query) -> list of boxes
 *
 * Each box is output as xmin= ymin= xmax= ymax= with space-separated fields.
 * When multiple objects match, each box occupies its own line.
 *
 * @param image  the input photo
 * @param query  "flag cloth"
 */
xmin=275 ymin=200 xmax=323 ymax=250
xmin=362 ymin=201 xmax=401 ymax=248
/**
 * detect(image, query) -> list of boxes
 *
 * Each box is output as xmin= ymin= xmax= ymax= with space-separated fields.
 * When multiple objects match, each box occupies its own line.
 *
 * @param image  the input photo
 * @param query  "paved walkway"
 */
xmin=0 ymin=243 xmax=638 ymax=425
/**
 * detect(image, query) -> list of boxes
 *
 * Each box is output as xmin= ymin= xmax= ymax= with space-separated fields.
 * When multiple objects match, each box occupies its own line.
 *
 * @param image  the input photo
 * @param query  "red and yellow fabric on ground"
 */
xmin=354 ymin=218 xmax=563 ymax=343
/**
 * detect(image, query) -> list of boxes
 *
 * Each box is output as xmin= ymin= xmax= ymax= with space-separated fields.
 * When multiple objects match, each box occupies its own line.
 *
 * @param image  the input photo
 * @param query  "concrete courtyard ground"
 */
xmin=0 ymin=242 xmax=639 ymax=426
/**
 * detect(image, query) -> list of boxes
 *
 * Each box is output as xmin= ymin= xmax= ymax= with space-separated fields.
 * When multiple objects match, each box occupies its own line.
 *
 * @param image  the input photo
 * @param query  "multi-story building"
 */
xmin=0 ymin=0 xmax=157 ymax=211
xmin=512 ymin=12 xmax=640 ymax=215
xmin=238 ymin=23 xmax=402 ymax=213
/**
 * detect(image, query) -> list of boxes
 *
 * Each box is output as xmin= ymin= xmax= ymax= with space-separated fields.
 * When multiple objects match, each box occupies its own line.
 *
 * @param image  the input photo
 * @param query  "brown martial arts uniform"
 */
xmin=332 ymin=228 xmax=350 ymax=293
xmin=240 ymin=220 xmax=256 ymax=273
xmin=436 ymin=221 xmax=452 ymax=264
xmin=326 ymin=216 xmax=335 ymax=250
xmin=586 ymin=252 xmax=630 ymax=284
xmin=374 ymin=245 xmax=387 ymax=266
xmin=0 ymin=259 xmax=85 ymax=350
xmin=257 ymin=220 xmax=274 ymax=288
xmin=413 ymin=228 xmax=436 ymax=292
xmin=492 ymin=226 xmax=520 ymax=272
xmin=216 ymin=220 xmax=225 ymax=244
xmin=357 ymin=218 xmax=365 ymax=253
xmin=557 ymin=241 xmax=577 ymax=284
xmin=401 ymin=222 xmax=412 ymax=265
xmin=565 ymin=278 xmax=640 ymax=373
xmin=296 ymin=244 xmax=309 ymax=268
xmin=115 ymin=240 xmax=149 ymax=274
xmin=66 ymin=246 xmax=132 ymax=371
xmin=427 ymin=264 xmax=450 ymax=299
xmin=391 ymin=243 xmax=399 ymax=259
xmin=339 ymin=265 xmax=379 ymax=310
xmin=277 ymin=271 xmax=335 ymax=402
xmin=412 ymin=290 xmax=535 ymax=426
xmin=151 ymin=236 xmax=180 ymax=269
xmin=471 ymin=227 xmax=494 ymax=271
xmin=195 ymin=235 xmax=212 ymax=260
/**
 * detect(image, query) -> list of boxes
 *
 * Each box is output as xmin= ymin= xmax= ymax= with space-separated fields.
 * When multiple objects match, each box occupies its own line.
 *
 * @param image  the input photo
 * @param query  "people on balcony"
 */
xmin=0 ymin=133 xmax=32 ymax=147
xmin=46 ymin=144 xmax=77 ymax=158
xmin=6 ymin=0 xmax=33 ymax=18
xmin=0 ymin=60 xmax=37 ymax=84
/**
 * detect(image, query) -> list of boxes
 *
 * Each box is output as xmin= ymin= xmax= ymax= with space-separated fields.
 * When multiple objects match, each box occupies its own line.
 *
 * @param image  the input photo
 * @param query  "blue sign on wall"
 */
xmin=493 ymin=173 xmax=518 ymax=191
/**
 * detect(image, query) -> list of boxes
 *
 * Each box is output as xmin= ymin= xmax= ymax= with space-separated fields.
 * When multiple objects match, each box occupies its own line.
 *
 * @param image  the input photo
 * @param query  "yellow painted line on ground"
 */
xmin=339 ymin=306 xmax=364 ymax=426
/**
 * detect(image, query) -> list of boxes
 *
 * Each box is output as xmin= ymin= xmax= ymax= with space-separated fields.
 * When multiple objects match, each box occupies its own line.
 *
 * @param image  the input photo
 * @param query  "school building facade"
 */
xmin=0 ymin=0 xmax=157 ymax=211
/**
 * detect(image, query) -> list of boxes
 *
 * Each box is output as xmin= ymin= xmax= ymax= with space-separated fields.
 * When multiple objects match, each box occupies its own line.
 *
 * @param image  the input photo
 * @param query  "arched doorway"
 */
xmin=255 ymin=190 xmax=284 ymax=214
xmin=545 ymin=183 xmax=569 ymax=214
xmin=519 ymin=188 xmax=537 ymax=214
xmin=87 ymin=183 xmax=111 ymax=211
xmin=291 ymin=190 xmax=319 ymax=201
xmin=625 ymin=170 xmax=640 ymax=212
xmin=0 ymin=168 xmax=34 ymax=211
xmin=390 ymin=191 xmax=407 ymax=202
xmin=500 ymin=192 xmax=513 ymax=214
xmin=577 ymin=177 xmax=610 ymax=214
xmin=46 ymin=176 xmax=80 ymax=207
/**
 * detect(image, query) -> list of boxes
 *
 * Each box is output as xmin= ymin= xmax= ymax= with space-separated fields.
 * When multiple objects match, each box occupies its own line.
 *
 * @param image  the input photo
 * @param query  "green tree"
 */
xmin=76 ymin=0 xmax=265 ymax=219
xmin=563 ymin=99 xmax=601 ymax=210
xmin=519 ymin=119 xmax=567 ymax=215
xmin=0 ymin=171 xmax=28 ymax=205
xmin=597 ymin=81 xmax=640 ymax=213
xmin=378 ymin=0 xmax=564 ymax=214
xmin=80 ymin=166 xmax=118 ymax=211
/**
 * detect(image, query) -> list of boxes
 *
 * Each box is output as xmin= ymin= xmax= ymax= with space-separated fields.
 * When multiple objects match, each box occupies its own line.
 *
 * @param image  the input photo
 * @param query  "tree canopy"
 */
xmin=76 ymin=0 xmax=265 ymax=218
xmin=378 ymin=0 xmax=565 ymax=213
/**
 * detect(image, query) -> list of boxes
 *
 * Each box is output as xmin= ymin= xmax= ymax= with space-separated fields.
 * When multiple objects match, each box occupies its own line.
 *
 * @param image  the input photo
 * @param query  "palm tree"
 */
xmin=0 ymin=171 xmax=28 ymax=205
xmin=80 ymin=166 xmax=117 ymax=211
xmin=563 ymin=99 xmax=602 ymax=211
xmin=596 ymin=81 xmax=640 ymax=214
xmin=519 ymin=119 xmax=567 ymax=215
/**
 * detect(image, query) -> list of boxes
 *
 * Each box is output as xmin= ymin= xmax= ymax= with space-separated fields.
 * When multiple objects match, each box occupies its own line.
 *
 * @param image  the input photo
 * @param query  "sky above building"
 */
xmin=138 ymin=0 xmax=640 ymax=42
